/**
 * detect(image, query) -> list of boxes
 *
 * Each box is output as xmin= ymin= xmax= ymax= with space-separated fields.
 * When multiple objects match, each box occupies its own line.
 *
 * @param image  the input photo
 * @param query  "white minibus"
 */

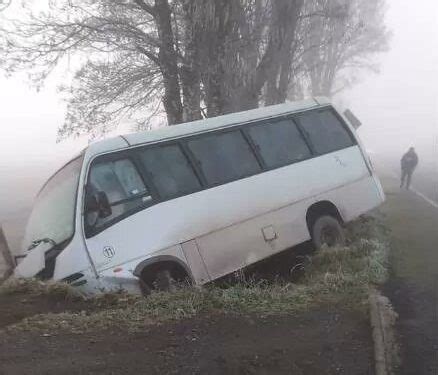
xmin=14 ymin=98 xmax=385 ymax=295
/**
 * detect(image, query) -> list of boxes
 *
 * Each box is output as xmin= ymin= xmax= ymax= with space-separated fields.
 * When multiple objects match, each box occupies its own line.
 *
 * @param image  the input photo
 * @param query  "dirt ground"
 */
xmin=0 ymin=241 xmax=377 ymax=375
xmin=380 ymin=173 xmax=438 ymax=375
xmin=0 ymin=308 xmax=374 ymax=375
xmin=0 ymin=292 xmax=96 ymax=330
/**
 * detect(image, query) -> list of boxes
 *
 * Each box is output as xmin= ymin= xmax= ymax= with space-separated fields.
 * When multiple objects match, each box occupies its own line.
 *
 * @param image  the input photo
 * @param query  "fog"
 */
xmin=0 ymin=0 xmax=437 ymax=251
xmin=339 ymin=0 xmax=438 ymax=201
xmin=340 ymin=0 xmax=437 ymax=165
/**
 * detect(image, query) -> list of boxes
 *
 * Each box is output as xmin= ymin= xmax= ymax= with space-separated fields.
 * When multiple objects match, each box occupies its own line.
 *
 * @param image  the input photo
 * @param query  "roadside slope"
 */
xmin=0 ymin=213 xmax=388 ymax=375
xmin=381 ymin=173 xmax=438 ymax=375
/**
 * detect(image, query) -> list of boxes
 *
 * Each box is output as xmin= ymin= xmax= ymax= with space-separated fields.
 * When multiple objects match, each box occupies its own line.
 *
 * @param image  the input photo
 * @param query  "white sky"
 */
xmin=340 ymin=0 xmax=438 ymax=160
xmin=0 ymin=0 xmax=437 ymax=220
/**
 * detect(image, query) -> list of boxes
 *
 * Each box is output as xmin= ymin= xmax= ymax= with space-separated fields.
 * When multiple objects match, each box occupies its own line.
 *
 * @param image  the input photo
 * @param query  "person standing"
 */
xmin=400 ymin=147 xmax=419 ymax=189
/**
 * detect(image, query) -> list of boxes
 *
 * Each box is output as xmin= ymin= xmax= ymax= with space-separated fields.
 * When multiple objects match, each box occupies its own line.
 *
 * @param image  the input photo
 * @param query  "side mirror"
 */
xmin=343 ymin=109 xmax=362 ymax=129
xmin=86 ymin=189 xmax=112 ymax=220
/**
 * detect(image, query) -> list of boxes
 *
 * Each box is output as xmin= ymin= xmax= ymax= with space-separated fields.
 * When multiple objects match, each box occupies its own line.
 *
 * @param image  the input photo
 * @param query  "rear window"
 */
xmin=187 ymin=130 xmax=261 ymax=186
xmin=298 ymin=109 xmax=355 ymax=154
xmin=247 ymin=118 xmax=311 ymax=169
xmin=139 ymin=144 xmax=201 ymax=199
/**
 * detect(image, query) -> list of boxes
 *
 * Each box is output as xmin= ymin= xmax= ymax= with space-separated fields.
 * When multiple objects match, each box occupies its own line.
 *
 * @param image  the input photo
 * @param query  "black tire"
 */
xmin=139 ymin=278 xmax=152 ymax=296
xmin=311 ymin=215 xmax=345 ymax=250
xmin=140 ymin=269 xmax=175 ymax=296
xmin=153 ymin=269 xmax=175 ymax=291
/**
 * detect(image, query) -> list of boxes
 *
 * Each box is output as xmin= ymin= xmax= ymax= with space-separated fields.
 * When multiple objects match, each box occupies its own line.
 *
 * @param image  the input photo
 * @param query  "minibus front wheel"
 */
xmin=138 ymin=262 xmax=191 ymax=296
xmin=139 ymin=269 xmax=174 ymax=295
xmin=311 ymin=215 xmax=345 ymax=250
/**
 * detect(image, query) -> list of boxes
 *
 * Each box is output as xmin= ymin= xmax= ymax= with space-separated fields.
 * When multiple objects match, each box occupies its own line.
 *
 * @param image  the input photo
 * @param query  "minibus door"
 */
xmin=181 ymin=240 xmax=210 ymax=284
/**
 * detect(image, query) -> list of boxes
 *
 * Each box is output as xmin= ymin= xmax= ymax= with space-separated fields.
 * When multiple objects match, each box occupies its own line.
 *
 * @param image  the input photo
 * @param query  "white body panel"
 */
xmin=14 ymin=242 xmax=50 ymax=278
xmin=84 ymin=146 xmax=380 ymax=289
xmin=15 ymin=98 xmax=385 ymax=294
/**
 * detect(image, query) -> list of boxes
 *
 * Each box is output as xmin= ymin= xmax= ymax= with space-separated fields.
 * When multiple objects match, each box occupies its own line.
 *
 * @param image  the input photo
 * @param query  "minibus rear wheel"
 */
xmin=311 ymin=215 xmax=345 ymax=250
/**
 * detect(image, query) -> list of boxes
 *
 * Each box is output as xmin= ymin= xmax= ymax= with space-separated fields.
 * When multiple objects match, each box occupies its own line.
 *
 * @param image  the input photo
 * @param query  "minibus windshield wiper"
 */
xmin=27 ymin=238 xmax=57 ymax=252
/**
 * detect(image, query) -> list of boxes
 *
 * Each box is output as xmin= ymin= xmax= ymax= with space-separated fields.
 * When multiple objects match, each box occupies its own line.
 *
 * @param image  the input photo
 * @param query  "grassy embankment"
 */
xmin=0 ymin=213 xmax=390 ymax=333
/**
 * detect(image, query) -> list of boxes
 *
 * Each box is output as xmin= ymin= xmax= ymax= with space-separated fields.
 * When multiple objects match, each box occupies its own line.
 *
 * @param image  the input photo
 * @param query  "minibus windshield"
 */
xmin=23 ymin=156 xmax=83 ymax=252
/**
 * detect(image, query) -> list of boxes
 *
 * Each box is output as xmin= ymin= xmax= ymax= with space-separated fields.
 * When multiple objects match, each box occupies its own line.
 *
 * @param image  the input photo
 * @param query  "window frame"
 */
xmin=84 ymin=151 xmax=157 ymax=238
xmin=244 ymin=116 xmax=314 ymax=170
xmin=184 ymin=128 xmax=264 ymax=188
xmin=294 ymin=107 xmax=357 ymax=156
xmin=137 ymin=141 xmax=205 ymax=201
xmin=84 ymin=105 xmax=358 ymax=238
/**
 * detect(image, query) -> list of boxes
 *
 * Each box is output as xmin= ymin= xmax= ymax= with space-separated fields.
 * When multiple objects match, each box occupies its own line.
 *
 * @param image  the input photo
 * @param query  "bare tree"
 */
xmin=264 ymin=0 xmax=304 ymax=105
xmin=0 ymin=0 xmax=389 ymax=138
xmin=300 ymin=0 xmax=390 ymax=97
xmin=178 ymin=0 xmax=202 ymax=121
xmin=1 ymin=0 xmax=183 ymax=135
xmin=193 ymin=0 xmax=306 ymax=114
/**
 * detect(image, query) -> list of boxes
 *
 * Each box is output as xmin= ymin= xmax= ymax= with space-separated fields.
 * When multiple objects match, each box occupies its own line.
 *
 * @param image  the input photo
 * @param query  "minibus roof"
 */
xmin=85 ymin=97 xmax=331 ymax=159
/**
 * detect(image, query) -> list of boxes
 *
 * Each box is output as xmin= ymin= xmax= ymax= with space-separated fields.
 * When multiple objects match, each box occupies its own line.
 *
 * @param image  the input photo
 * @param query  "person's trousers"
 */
xmin=401 ymin=169 xmax=413 ymax=189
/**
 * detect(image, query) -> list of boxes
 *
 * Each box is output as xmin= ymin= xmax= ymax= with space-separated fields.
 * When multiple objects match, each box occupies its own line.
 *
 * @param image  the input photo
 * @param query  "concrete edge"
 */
xmin=369 ymin=288 xmax=399 ymax=375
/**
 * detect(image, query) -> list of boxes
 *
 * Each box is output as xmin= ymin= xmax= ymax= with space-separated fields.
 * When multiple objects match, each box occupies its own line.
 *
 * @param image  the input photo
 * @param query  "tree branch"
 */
xmin=136 ymin=45 xmax=159 ymax=65
xmin=133 ymin=0 xmax=156 ymax=16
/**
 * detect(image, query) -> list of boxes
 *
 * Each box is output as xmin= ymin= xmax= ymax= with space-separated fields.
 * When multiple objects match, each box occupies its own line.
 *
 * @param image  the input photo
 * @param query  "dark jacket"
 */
xmin=401 ymin=150 xmax=418 ymax=171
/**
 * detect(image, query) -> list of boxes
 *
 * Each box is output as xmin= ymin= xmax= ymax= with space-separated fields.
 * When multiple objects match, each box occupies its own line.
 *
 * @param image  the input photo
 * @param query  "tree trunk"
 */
xmin=265 ymin=0 xmax=303 ymax=105
xmin=154 ymin=0 xmax=183 ymax=125
xmin=181 ymin=0 xmax=202 ymax=122
xmin=201 ymin=0 xmax=233 ymax=117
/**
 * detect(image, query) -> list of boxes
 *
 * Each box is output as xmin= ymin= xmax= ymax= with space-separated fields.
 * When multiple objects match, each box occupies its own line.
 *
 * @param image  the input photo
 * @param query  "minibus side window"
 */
xmin=247 ymin=118 xmax=312 ymax=169
xmin=187 ymin=130 xmax=261 ymax=186
xmin=297 ymin=109 xmax=355 ymax=155
xmin=139 ymin=144 xmax=201 ymax=200
xmin=87 ymin=159 xmax=151 ymax=229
